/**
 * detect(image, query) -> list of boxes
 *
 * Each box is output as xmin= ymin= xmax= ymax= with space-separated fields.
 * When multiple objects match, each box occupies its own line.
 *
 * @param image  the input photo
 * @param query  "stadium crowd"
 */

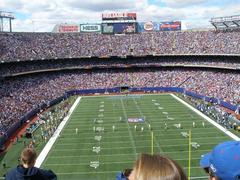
xmin=0 ymin=31 xmax=240 ymax=62
xmin=0 ymin=57 xmax=239 ymax=77
xmin=0 ymin=69 xmax=239 ymax=134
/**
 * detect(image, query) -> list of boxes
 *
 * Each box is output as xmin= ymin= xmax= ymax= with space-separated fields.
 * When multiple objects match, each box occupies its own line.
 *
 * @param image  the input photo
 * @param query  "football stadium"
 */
xmin=0 ymin=2 xmax=240 ymax=180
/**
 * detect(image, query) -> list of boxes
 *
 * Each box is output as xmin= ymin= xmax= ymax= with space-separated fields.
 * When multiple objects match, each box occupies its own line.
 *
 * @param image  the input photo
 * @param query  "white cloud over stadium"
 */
xmin=1 ymin=0 xmax=240 ymax=32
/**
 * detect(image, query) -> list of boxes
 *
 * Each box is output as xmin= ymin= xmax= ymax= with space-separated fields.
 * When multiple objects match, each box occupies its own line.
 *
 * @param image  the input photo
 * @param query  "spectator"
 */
xmin=128 ymin=154 xmax=187 ymax=180
xmin=200 ymin=141 xmax=240 ymax=180
xmin=5 ymin=148 xmax=57 ymax=180
xmin=116 ymin=168 xmax=132 ymax=180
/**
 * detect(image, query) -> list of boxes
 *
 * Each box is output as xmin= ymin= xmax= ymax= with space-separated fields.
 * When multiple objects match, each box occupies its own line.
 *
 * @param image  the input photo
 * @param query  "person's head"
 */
xmin=200 ymin=141 xmax=240 ymax=180
xmin=20 ymin=148 xmax=37 ymax=168
xmin=123 ymin=168 xmax=132 ymax=178
xmin=128 ymin=154 xmax=187 ymax=180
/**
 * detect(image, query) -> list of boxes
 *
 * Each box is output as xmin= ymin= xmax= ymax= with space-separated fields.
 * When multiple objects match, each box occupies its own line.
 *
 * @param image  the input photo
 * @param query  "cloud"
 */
xmin=2 ymin=0 xmax=240 ymax=32
xmin=1 ymin=0 xmax=24 ymax=11
xmin=64 ymin=0 xmax=136 ymax=11
xmin=160 ymin=0 xmax=209 ymax=7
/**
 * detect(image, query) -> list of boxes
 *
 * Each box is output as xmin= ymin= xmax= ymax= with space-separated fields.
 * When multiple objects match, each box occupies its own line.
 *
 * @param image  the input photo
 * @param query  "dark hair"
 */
xmin=124 ymin=168 xmax=133 ymax=177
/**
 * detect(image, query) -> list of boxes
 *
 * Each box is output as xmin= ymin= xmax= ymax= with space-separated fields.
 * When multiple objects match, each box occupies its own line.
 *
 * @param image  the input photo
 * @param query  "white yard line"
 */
xmin=45 ymin=157 xmax=201 ymax=166
xmin=51 ymin=141 xmax=216 ymax=151
xmin=170 ymin=94 xmax=240 ymax=141
xmin=54 ymin=136 xmax=228 ymax=146
xmin=47 ymin=152 xmax=206 ymax=159
xmin=35 ymin=97 xmax=82 ymax=167
xmin=61 ymin=129 xmax=223 ymax=138
xmin=47 ymin=148 xmax=212 ymax=159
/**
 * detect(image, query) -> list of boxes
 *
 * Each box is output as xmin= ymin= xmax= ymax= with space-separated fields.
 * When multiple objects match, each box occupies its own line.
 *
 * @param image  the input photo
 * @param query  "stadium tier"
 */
xmin=0 ymin=30 xmax=240 ymax=62
xmin=0 ymin=56 xmax=240 ymax=77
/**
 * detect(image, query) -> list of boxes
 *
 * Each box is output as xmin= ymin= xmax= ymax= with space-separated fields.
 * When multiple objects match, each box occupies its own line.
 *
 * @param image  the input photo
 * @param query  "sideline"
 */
xmin=35 ymin=97 xmax=82 ymax=167
xmin=170 ymin=94 xmax=240 ymax=141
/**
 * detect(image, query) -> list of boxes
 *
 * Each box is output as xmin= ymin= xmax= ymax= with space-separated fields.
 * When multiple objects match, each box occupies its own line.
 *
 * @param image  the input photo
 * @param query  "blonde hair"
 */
xmin=21 ymin=148 xmax=37 ymax=166
xmin=131 ymin=154 xmax=187 ymax=180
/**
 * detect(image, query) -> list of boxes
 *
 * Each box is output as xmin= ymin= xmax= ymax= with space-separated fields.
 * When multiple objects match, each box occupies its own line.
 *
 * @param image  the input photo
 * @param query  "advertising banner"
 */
xmin=138 ymin=22 xmax=159 ymax=32
xmin=80 ymin=24 xmax=101 ymax=33
xmin=102 ymin=23 xmax=114 ymax=34
xmin=159 ymin=21 xmax=181 ymax=31
xmin=59 ymin=25 xmax=79 ymax=33
xmin=102 ymin=12 xmax=137 ymax=21
xmin=113 ymin=23 xmax=136 ymax=33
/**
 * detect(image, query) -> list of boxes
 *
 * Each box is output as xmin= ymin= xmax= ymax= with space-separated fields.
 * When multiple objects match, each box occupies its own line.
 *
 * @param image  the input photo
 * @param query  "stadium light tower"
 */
xmin=0 ymin=11 xmax=15 ymax=32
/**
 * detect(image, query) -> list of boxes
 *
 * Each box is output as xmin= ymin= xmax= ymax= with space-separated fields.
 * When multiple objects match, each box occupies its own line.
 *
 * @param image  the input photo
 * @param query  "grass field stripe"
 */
xmin=35 ymin=97 xmax=82 ymax=168
xmin=46 ymin=148 xmax=213 ymax=158
xmin=54 ymin=135 xmax=228 ymax=145
xmin=44 ymin=157 xmax=202 ymax=166
xmin=171 ymin=94 xmax=240 ymax=141
xmin=50 ymin=141 xmax=218 ymax=151
xmin=120 ymin=98 xmax=137 ymax=158
xmin=60 ymin=129 xmax=224 ymax=138
xmin=53 ymin=140 xmax=228 ymax=150
xmin=47 ymin=152 xmax=206 ymax=158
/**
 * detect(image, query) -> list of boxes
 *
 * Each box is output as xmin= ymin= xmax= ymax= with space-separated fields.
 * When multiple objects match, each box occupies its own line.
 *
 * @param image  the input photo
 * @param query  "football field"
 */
xmin=41 ymin=94 xmax=232 ymax=180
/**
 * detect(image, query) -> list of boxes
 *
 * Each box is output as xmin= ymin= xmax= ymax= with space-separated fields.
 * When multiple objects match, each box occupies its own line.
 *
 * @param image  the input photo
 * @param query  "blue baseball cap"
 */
xmin=200 ymin=141 xmax=240 ymax=180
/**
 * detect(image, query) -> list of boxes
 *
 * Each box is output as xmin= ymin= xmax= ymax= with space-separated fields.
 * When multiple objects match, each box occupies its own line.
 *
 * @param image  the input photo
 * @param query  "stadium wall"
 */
xmin=0 ymin=87 xmax=238 ymax=149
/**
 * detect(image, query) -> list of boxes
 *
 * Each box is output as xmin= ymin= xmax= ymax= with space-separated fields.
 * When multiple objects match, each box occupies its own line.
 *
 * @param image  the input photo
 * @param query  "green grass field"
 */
xmin=38 ymin=94 xmax=232 ymax=180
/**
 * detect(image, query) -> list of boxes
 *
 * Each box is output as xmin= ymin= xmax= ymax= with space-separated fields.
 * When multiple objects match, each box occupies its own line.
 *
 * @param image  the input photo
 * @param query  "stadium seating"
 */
xmin=0 ymin=31 xmax=240 ymax=62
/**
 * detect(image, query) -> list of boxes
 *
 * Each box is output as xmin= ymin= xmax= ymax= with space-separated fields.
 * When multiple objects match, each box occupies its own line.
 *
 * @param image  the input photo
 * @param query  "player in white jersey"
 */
xmin=141 ymin=126 xmax=144 ymax=132
xmin=202 ymin=121 xmax=205 ymax=127
xmin=192 ymin=122 xmax=195 ymax=128
xmin=75 ymin=128 xmax=78 ymax=134
xmin=112 ymin=125 xmax=115 ymax=132
xmin=134 ymin=125 xmax=137 ymax=131
xmin=164 ymin=123 xmax=168 ymax=129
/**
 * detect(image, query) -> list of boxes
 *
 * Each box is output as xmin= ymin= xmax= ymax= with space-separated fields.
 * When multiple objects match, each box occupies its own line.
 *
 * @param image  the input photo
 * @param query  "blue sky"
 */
xmin=15 ymin=12 xmax=30 ymax=20
xmin=1 ymin=0 xmax=240 ymax=32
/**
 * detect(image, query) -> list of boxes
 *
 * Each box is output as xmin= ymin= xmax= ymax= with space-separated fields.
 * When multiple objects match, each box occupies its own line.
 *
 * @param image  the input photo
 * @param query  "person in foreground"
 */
xmin=128 ymin=153 xmax=187 ymax=180
xmin=5 ymin=148 xmax=57 ymax=180
xmin=200 ymin=140 xmax=240 ymax=180
xmin=116 ymin=168 xmax=132 ymax=180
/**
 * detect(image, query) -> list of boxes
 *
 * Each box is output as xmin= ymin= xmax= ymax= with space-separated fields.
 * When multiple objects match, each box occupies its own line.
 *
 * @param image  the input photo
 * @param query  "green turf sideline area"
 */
xmin=35 ymin=97 xmax=82 ymax=167
xmin=39 ymin=94 xmax=235 ymax=180
xmin=0 ymin=97 xmax=77 ymax=179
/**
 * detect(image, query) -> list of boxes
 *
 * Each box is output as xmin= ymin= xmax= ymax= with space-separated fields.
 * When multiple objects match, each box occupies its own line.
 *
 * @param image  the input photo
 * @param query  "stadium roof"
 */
xmin=210 ymin=15 xmax=240 ymax=30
